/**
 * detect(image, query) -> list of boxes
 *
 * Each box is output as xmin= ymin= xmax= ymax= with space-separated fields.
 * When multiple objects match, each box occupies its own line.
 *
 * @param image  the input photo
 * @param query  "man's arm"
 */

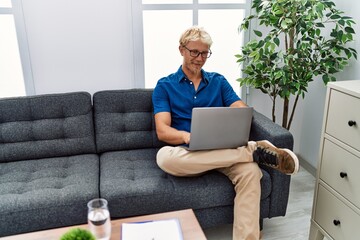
xmin=230 ymin=100 xmax=248 ymax=108
xmin=154 ymin=112 xmax=190 ymax=145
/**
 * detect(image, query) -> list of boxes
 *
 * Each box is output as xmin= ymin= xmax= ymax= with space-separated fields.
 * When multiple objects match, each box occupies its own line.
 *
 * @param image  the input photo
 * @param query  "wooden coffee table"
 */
xmin=1 ymin=209 xmax=206 ymax=240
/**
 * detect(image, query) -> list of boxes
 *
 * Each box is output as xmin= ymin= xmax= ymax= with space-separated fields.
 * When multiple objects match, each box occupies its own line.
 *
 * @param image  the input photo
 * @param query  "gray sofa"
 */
xmin=0 ymin=89 xmax=292 ymax=237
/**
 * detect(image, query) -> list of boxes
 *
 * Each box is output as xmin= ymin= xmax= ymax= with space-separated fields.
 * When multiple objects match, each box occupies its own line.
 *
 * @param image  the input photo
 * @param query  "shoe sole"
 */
xmin=260 ymin=140 xmax=299 ymax=175
xmin=282 ymin=148 xmax=299 ymax=175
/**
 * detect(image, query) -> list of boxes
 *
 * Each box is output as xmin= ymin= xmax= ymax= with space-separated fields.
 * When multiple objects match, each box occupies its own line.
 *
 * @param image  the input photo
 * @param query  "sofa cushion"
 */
xmin=0 ymin=92 xmax=96 ymax=163
xmin=0 ymin=154 xmax=99 ymax=236
xmin=99 ymin=148 xmax=271 ymax=219
xmin=93 ymin=89 xmax=166 ymax=153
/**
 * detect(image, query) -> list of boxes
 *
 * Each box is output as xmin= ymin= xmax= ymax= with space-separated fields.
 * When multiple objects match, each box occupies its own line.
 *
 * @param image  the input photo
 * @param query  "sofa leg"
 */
xmin=259 ymin=218 xmax=263 ymax=231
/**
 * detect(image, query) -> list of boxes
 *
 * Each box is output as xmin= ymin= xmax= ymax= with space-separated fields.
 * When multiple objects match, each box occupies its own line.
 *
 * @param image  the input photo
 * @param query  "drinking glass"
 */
xmin=87 ymin=198 xmax=111 ymax=240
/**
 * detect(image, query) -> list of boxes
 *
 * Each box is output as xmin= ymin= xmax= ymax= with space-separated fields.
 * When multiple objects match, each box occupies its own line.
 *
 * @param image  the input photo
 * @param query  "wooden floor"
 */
xmin=204 ymin=166 xmax=317 ymax=240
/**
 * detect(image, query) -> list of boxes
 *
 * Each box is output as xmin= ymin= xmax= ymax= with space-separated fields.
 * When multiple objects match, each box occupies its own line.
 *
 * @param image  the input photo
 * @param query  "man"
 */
xmin=152 ymin=26 xmax=299 ymax=240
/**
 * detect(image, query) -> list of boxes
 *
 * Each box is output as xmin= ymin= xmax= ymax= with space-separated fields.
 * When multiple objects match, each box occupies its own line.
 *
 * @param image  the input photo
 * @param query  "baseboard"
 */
xmin=299 ymin=157 xmax=317 ymax=177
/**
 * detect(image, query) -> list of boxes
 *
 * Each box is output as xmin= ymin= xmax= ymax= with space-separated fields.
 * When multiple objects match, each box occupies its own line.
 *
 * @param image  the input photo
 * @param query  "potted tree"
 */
xmin=236 ymin=0 xmax=357 ymax=130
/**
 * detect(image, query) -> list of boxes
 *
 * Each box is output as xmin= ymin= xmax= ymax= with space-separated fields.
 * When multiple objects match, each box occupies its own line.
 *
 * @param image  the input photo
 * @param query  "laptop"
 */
xmin=185 ymin=107 xmax=253 ymax=151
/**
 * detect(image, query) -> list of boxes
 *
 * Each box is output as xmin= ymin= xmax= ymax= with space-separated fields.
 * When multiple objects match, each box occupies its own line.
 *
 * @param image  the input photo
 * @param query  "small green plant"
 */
xmin=236 ymin=0 xmax=357 ymax=130
xmin=60 ymin=228 xmax=95 ymax=240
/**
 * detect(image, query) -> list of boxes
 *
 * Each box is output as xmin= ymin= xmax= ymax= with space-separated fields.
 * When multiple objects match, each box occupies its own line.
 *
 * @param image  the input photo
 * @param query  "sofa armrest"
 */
xmin=250 ymin=110 xmax=292 ymax=218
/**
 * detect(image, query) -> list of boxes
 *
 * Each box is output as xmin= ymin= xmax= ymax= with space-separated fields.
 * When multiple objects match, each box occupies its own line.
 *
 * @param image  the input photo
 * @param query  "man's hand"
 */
xmin=182 ymin=131 xmax=191 ymax=144
xmin=230 ymin=100 xmax=248 ymax=108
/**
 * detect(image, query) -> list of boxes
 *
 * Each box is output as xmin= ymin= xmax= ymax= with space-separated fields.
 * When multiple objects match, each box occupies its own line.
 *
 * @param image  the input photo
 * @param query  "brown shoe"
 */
xmin=253 ymin=140 xmax=299 ymax=175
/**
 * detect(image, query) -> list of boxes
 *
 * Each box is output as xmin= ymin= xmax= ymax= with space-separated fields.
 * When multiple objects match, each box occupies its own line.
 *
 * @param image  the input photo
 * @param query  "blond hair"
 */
xmin=179 ymin=26 xmax=213 ymax=47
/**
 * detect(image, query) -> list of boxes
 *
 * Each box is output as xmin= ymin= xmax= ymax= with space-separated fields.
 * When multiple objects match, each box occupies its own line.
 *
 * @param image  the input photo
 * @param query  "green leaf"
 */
xmin=324 ymin=1 xmax=335 ymax=8
xmin=330 ymin=14 xmax=341 ymax=19
xmin=345 ymin=27 xmax=355 ymax=34
xmin=281 ymin=20 xmax=288 ymax=29
xmin=336 ymin=30 xmax=344 ymax=41
xmin=349 ymin=48 xmax=358 ymax=59
xmin=338 ymin=19 xmax=345 ymax=26
xmin=347 ymin=33 xmax=354 ymax=41
xmin=249 ymin=51 xmax=258 ymax=58
xmin=274 ymin=37 xmax=280 ymax=46
xmin=345 ymin=49 xmax=352 ymax=59
xmin=315 ymin=22 xmax=325 ymax=28
xmin=254 ymin=30 xmax=263 ymax=37
xmin=285 ymin=18 xmax=293 ymax=24
xmin=240 ymin=21 xmax=249 ymax=31
xmin=346 ymin=19 xmax=356 ymax=25
xmin=316 ymin=2 xmax=324 ymax=12
xmin=257 ymin=40 xmax=265 ymax=48
xmin=260 ymin=0 xmax=270 ymax=8
xmin=236 ymin=77 xmax=244 ymax=83
xmin=270 ymin=42 xmax=276 ymax=52
xmin=274 ymin=9 xmax=284 ymax=16
xmin=341 ymin=34 xmax=348 ymax=43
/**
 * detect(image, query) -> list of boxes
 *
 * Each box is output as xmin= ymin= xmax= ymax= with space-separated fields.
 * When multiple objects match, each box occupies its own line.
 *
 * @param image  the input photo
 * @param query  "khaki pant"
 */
xmin=156 ymin=141 xmax=262 ymax=240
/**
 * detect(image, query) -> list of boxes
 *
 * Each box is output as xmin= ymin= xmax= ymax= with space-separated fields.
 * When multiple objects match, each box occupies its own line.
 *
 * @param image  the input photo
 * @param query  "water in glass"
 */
xmin=87 ymin=199 xmax=111 ymax=240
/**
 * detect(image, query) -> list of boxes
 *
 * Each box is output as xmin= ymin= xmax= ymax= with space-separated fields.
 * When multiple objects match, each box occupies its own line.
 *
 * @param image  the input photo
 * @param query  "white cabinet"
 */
xmin=309 ymin=80 xmax=360 ymax=240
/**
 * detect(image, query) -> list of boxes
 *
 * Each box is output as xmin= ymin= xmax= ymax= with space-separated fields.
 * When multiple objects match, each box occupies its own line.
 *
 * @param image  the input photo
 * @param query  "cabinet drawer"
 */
xmin=320 ymin=139 xmax=360 ymax=208
xmin=315 ymin=185 xmax=360 ymax=240
xmin=326 ymin=89 xmax=360 ymax=151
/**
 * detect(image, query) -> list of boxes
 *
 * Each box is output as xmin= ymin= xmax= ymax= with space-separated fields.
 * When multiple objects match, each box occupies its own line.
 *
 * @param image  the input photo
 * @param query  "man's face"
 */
xmin=180 ymin=40 xmax=210 ymax=76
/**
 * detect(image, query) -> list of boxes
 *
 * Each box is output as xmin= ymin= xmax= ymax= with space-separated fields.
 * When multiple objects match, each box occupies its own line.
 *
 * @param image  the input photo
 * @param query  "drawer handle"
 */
xmin=333 ymin=220 xmax=341 ymax=226
xmin=348 ymin=120 xmax=357 ymax=127
xmin=340 ymin=172 xmax=348 ymax=178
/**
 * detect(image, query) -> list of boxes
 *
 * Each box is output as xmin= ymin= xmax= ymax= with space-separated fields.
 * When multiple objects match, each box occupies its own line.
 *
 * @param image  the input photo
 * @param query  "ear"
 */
xmin=179 ymin=46 xmax=184 ymax=56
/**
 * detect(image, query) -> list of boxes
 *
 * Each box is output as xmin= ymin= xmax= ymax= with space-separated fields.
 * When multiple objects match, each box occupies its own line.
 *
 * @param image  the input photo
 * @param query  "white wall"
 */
xmin=246 ymin=0 xmax=360 ymax=172
xmin=21 ymin=0 xmax=135 ymax=95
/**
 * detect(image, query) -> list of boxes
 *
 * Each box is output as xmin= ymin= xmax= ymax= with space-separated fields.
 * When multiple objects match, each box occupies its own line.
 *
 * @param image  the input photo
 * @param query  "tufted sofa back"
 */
xmin=93 ymin=89 xmax=166 ymax=153
xmin=0 ymin=92 xmax=96 ymax=163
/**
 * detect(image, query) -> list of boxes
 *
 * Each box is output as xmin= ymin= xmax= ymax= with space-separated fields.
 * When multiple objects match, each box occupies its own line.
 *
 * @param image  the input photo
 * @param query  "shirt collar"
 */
xmin=176 ymin=65 xmax=209 ymax=84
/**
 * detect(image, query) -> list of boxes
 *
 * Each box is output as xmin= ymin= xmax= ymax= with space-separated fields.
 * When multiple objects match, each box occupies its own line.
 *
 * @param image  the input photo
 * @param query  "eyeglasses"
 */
xmin=183 ymin=46 xmax=212 ymax=58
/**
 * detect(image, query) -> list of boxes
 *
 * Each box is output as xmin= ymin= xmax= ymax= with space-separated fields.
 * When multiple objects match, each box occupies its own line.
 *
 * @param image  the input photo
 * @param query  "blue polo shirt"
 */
xmin=152 ymin=66 xmax=241 ymax=133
